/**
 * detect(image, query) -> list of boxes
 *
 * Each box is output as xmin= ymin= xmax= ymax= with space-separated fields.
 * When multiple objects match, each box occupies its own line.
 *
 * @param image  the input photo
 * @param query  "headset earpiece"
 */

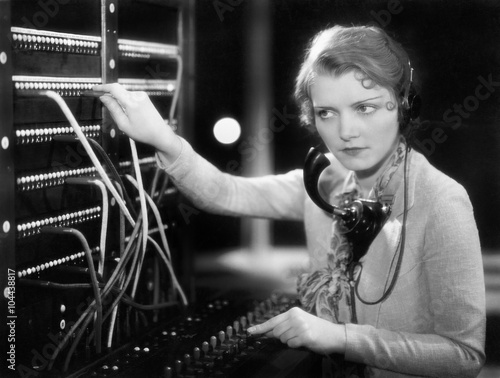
xmin=402 ymin=64 xmax=421 ymax=126
xmin=404 ymin=84 xmax=421 ymax=124
xmin=408 ymin=84 xmax=421 ymax=120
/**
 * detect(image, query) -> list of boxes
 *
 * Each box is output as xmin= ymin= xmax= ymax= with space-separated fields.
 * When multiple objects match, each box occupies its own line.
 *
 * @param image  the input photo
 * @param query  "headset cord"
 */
xmin=353 ymin=146 xmax=410 ymax=307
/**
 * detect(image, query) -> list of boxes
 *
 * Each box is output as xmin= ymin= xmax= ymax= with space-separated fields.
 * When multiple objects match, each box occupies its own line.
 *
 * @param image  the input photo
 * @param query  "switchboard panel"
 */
xmin=1 ymin=1 xmax=193 ymax=375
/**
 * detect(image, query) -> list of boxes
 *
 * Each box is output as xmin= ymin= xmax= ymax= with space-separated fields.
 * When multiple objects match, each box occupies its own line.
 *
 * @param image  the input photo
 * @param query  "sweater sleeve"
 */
xmin=344 ymin=183 xmax=486 ymax=377
xmin=156 ymin=137 xmax=306 ymax=220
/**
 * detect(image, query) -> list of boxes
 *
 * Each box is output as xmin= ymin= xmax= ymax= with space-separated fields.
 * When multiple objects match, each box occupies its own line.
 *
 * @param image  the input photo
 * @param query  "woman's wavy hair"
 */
xmin=294 ymin=25 xmax=418 ymax=140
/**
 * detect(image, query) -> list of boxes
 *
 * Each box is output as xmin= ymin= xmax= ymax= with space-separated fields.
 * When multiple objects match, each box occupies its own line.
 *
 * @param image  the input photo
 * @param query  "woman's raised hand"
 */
xmin=93 ymin=83 xmax=182 ymax=163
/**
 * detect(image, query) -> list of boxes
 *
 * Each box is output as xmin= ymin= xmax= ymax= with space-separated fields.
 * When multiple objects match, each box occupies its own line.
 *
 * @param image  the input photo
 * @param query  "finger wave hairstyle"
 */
xmin=294 ymin=25 xmax=417 ymax=139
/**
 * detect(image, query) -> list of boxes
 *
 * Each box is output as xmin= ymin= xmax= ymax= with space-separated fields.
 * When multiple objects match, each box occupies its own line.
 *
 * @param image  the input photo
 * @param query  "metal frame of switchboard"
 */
xmin=1 ymin=1 xmax=16 ymax=370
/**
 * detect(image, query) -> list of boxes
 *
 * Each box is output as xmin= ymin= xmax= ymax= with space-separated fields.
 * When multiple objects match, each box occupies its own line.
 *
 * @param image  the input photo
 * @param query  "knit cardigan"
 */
xmin=158 ymin=137 xmax=486 ymax=378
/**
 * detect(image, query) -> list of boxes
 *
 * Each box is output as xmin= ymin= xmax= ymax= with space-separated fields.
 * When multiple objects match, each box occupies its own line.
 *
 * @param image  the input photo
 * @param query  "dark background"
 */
xmin=190 ymin=0 xmax=500 ymax=252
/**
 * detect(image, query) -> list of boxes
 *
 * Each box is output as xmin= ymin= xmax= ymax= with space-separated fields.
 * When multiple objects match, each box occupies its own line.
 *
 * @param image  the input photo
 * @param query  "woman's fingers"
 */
xmin=272 ymin=319 xmax=293 ymax=340
xmin=247 ymin=309 xmax=298 ymax=341
xmin=93 ymin=83 xmax=132 ymax=107
xmin=277 ymin=327 xmax=297 ymax=345
xmin=248 ymin=307 xmax=345 ymax=355
xmin=91 ymin=83 xmax=180 ymax=157
xmin=247 ymin=310 xmax=303 ymax=348
xmin=247 ymin=312 xmax=287 ymax=335
xmin=98 ymin=95 xmax=129 ymax=129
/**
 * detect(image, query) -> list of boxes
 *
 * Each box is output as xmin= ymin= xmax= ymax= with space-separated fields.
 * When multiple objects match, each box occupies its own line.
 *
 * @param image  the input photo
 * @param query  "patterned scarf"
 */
xmin=297 ymin=138 xmax=407 ymax=324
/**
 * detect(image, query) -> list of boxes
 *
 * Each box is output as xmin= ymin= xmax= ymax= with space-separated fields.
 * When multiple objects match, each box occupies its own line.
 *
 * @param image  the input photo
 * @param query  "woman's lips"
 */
xmin=342 ymin=147 xmax=367 ymax=156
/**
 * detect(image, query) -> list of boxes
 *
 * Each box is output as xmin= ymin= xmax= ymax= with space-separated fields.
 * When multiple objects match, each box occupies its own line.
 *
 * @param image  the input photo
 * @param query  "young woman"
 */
xmin=94 ymin=25 xmax=485 ymax=378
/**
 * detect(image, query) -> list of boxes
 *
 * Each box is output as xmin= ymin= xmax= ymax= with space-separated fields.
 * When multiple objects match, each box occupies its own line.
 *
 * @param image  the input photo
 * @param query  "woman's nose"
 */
xmin=338 ymin=113 xmax=360 ymax=141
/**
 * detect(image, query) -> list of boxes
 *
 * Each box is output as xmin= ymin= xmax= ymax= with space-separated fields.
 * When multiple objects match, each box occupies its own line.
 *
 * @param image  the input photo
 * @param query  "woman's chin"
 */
xmin=338 ymin=157 xmax=373 ymax=173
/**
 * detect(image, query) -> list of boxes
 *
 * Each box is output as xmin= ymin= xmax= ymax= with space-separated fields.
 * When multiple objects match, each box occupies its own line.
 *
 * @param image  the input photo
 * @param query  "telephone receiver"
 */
xmin=303 ymin=147 xmax=390 ymax=261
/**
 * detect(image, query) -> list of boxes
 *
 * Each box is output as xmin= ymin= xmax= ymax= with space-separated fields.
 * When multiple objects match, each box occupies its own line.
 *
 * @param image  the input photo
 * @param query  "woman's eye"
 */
xmin=357 ymin=105 xmax=376 ymax=114
xmin=317 ymin=109 xmax=335 ymax=119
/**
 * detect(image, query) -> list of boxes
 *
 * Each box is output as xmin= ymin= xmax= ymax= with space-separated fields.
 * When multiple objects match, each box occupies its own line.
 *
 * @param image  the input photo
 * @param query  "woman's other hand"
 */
xmin=247 ymin=307 xmax=346 ymax=355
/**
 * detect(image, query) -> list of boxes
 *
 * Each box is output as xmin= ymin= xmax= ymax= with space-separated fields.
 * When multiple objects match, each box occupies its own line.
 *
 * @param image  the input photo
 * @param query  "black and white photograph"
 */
xmin=0 ymin=0 xmax=499 ymax=377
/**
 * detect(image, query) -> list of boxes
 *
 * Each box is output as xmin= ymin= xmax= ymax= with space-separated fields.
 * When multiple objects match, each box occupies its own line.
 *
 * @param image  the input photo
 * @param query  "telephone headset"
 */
xmin=303 ymin=60 xmax=421 ymax=310
xmin=402 ymin=64 xmax=422 ymax=128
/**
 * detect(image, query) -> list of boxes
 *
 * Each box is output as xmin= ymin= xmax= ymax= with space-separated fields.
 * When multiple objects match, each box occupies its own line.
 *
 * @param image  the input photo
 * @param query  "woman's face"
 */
xmin=310 ymin=70 xmax=400 ymax=178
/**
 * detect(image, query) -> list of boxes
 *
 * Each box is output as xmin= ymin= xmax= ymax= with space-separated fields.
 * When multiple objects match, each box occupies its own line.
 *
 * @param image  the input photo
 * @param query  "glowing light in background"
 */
xmin=213 ymin=117 xmax=241 ymax=144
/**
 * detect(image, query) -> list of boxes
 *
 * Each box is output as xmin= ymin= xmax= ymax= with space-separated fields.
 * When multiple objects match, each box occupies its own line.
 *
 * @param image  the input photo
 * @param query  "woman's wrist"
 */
xmin=328 ymin=323 xmax=347 ymax=355
xmin=316 ymin=321 xmax=347 ymax=355
xmin=340 ymin=323 xmax=347 ymax=354
xmin=155 ymin=134 xmax=183 ymax=167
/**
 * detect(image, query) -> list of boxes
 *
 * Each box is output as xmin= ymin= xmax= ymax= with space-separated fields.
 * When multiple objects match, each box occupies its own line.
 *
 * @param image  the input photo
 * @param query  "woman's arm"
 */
xmin=158 ymin=137 xmax=306 ymax=220
xmin=95 ymin=84 xmax=306 ymax=220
